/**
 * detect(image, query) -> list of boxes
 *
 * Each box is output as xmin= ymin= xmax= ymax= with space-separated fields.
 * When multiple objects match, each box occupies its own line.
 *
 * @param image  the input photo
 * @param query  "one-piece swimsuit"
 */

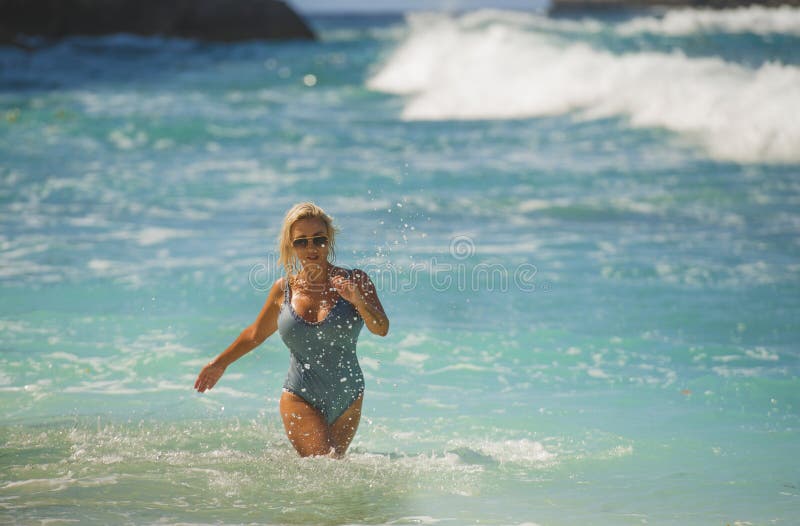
xmin=278 ymin=269 xmax=365 ymax=425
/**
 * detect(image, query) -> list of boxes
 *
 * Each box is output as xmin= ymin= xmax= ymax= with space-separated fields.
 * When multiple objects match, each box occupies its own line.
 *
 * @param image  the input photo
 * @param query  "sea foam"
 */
xmin=368 ymin=11 xmax=800 ymax=164
xmin=617 ymin=5 xmax=800 ymax=36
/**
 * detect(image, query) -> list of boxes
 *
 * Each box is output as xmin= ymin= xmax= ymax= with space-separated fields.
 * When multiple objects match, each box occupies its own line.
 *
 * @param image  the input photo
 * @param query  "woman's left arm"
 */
xmin=332 ymin=269 xmax=389 ymax=336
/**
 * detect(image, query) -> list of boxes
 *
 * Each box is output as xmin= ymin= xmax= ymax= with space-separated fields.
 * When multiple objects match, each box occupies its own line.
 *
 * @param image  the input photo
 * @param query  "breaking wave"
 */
xmin=367 ymin=10 xmax=800 ymax=164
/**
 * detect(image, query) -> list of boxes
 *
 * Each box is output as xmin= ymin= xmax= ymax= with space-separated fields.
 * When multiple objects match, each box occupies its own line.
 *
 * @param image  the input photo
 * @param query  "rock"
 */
xmin=0 ymin=0 xmax=315 ymax=45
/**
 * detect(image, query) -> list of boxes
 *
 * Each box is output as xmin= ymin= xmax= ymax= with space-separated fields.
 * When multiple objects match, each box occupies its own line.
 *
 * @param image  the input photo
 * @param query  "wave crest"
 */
xmin=617 ymin=5 xmax=800 ymax=36
xmin=367 ymin=11 xmax=800 ymax=164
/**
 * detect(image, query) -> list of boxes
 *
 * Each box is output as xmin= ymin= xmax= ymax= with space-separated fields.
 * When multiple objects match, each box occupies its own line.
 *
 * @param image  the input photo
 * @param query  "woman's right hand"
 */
xmin=194 ymin=362 xmax=226 ymax=393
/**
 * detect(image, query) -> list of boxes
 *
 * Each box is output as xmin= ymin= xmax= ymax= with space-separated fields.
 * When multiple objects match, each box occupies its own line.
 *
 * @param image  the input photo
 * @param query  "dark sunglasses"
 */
xmin=292 ymin=236 xmax=328 ymax=249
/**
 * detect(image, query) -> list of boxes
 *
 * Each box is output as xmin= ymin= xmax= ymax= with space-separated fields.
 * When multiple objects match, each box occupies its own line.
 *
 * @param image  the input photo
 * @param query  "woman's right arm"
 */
xmin=194 ymin=277 xmax=286 ymax=393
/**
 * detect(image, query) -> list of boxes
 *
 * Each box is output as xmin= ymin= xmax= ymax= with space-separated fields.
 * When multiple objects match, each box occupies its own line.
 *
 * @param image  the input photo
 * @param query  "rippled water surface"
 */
xmin=2 ymin=7 xmax=799 ymax=525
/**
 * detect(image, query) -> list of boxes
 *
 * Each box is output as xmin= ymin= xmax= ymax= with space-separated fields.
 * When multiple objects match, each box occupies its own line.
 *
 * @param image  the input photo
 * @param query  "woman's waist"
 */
xmin=286 ymin=350 xmax=361 ymax=369
xmin=285 ymin=356 xmax=364 ymax=384
xmin=279 ymin=332 xmax=360 ymax=356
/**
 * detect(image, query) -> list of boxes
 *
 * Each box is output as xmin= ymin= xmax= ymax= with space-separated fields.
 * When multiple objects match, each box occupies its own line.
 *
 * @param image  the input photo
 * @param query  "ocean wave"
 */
xmin=616 ymin=5 xmax=800 ymax=37
xmin=367 ymin=11 xmax=800 ymax=164
xmin=434 ymin=6 xmax=800 ymax=37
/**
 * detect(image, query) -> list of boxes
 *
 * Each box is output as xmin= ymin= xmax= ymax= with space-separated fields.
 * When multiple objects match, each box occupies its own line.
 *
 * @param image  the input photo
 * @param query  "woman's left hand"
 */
xmin=330 ymin=273 xmax=363 ymax=305
xmin=331 ymin=269 xmax=389 ymax=336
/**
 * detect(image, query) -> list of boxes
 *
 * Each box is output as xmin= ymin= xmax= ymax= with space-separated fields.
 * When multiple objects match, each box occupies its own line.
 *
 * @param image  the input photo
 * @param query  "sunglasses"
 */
xmin=292 ymin=236 xmax=328 ymax=249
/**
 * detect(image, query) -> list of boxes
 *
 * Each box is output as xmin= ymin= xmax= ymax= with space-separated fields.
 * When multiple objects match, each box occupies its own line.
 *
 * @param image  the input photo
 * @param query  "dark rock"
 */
xmin=0 ymin=0 xmax=315 ymax=46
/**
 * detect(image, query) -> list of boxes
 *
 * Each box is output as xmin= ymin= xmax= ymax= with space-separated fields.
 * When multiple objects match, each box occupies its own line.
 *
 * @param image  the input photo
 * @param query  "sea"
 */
xmin=1 ymin=5 xmax=799 ymax=525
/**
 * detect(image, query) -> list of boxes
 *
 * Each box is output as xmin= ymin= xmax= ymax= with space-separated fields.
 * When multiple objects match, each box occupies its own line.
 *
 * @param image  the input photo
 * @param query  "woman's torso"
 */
xmin=277 ymin=268 xmax=366 ymax=415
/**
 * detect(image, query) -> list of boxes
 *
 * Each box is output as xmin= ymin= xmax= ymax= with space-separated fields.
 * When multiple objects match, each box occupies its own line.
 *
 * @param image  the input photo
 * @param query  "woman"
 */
xmin=194 ymin=202 xmax=389 ymax=458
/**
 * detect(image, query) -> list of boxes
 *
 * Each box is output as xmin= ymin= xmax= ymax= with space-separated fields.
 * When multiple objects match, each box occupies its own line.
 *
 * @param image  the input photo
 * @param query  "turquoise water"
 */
xmin=2 ymin=7 xmax=799 ymax=525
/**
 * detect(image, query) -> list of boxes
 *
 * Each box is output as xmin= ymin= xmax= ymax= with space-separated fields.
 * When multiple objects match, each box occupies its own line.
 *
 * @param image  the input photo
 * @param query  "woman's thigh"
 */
xmin=329 ymin=393 xmax=363 ymax=458
xmin=279 ymin=390 xmax=332 ymax=457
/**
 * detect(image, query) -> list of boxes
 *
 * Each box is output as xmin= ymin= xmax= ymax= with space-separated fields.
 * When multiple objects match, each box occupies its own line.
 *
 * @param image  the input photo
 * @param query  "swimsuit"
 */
xmin=278 ymin=269 xmax=365 ymax=425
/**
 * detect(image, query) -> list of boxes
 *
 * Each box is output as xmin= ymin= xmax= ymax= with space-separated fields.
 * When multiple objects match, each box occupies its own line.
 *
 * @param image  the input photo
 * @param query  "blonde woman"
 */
xmin=194 ymin=202 xmax=389 ymax=458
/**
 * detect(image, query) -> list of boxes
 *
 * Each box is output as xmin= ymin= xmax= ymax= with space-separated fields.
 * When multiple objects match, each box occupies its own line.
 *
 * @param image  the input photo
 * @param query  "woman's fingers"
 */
xmin=331 ymin=276 xmax=359 ymax=302
xmin=195 ymin=373 xmax=207 ymax=392
xmin=329 ymin=276 xmax=343 ymax=294
xmin=196 ymin=375 xmax=213 ymax=392
xmin=194 ymin=364 xmax=222 ymax=392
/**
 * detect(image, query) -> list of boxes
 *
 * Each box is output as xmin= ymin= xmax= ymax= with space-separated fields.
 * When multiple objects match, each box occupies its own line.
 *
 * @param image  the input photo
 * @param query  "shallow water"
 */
xmin=1 ymin=6 xmax=799 ymax=525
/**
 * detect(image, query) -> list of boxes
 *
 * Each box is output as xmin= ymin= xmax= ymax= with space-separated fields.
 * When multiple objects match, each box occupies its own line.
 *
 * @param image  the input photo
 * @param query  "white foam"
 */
xmin=389 ymin=517 xmax=444 ymax=526
xmin=394 ymin=350 xmax=430 ymax=367
xmin=368 ymin=11 xmax=800 ymax=163
xmin=453 ymin=438 xmax=555 ymax=465
xmin=397 ymin=332 xmax=431 ymax=348
xmin=108 ymin=126 xmax=148 ymax=150
xmin=712 ymin=366 xmax=765 ymax=378
xmin=745 ymin=347 xmax=780 ymax=361
xmin=75 ymin=90 xmax=194 ymax=118
xmin=0 ymin=319 xmax=56 ymax=335
xmin=135 ymin=227 xmax=193 ymax=246
xmin=587 ymin=368 xmax=610 ymax=379
xmin=417 ymin=397 xmax=458 ymax=409
xmin=359 ymin=356 xmax=381 ymax=371
xmin=712 ymin=354 xmax=742 ymax=363
xmin=600 ymin=445 xmax=634 ymax=459
xmin=68 ymin=214 xmax=112 ymax=228
xmin=88 ymin=259 xmax=115 ymax=273
xmin=517 ymin=199 xmax=555 ymax=213
xmin=1 ymin=475 xmax=76 ymax=492
xmin=617 ymin=5 xmax=800 ymax=36
xmin=426 ymin=6 xmax=800 ymax=37
xmin=428 ymin=363 xmax=492 ymax=373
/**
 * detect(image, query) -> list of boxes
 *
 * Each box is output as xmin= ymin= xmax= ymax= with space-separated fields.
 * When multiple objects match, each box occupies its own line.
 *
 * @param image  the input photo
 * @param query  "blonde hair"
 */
xmin=277 ymin=202 xmax=338 ymax=280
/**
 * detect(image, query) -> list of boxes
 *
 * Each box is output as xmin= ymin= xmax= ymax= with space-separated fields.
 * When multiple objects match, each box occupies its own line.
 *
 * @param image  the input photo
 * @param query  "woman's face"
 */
xmin=291 ymin=217 xmax=330 ymax=271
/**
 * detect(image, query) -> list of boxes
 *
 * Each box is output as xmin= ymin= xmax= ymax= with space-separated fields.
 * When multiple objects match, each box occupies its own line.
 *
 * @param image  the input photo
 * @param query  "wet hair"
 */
xmin=277 ymin=201 xmax=338 ymax=280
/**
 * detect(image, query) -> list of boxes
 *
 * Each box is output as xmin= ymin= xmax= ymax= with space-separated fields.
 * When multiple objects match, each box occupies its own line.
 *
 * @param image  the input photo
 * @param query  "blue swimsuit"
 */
xmin=278 ymin=270 xmax=365 ymax=425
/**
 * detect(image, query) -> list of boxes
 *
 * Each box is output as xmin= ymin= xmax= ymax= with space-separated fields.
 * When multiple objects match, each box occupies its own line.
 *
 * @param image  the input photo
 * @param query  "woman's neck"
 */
xmin=298 ymin=262 xmax=329 ymax=286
